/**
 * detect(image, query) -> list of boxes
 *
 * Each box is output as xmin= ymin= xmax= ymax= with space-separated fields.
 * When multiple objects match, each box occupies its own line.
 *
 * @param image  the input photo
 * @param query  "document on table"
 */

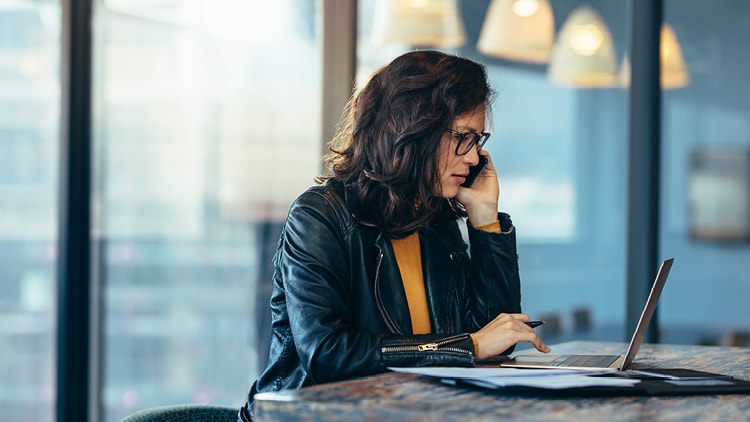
xmin=388 ymin=366 xmax=641 ymax=390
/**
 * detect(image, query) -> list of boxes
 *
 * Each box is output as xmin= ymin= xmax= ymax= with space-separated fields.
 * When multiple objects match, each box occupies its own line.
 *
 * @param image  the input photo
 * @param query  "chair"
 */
xmin=722 ymin=330 xmax=750 ymax=347
xmin=571 ymin=307 xmax=592 ymax=332
xmin=121 ymin=404 xmax=239 ymax=422
xmin=537 ymin=312 xmax=561 ymax=336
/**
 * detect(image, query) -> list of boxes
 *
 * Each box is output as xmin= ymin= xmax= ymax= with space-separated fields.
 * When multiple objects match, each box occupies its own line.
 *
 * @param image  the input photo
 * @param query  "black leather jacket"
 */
xmin=244 ymin=179 xmax=521 ymax=416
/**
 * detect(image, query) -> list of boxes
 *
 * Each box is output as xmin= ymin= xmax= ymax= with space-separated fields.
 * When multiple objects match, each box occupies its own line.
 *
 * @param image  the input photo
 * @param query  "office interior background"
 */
xmin=1 ymin=0 xmax=749 ymax=420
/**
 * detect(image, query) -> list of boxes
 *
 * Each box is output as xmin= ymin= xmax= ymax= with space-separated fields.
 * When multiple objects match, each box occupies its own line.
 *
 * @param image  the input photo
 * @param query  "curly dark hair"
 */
xmin=318 ymin=50 xmax=495 ymax=238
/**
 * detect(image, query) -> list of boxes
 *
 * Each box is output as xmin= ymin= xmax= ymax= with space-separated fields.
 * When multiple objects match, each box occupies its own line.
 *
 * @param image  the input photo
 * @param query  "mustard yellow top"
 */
xmin=391 ymin=220 xmax=502 ymax=354
xmin=391 ymin=232 xmax=431 ymax=334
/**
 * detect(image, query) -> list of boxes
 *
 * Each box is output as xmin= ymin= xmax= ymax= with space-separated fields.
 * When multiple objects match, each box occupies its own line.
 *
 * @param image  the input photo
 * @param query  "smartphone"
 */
xmin=461 ymin=155 xmax=488 ymax=188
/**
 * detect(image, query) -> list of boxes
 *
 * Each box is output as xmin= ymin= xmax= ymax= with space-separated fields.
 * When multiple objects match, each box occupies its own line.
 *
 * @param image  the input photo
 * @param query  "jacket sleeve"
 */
xmin=464 ymin=212 xmax=522 ymax=335
xmin=280 ymin=189 xmax=476 ymax=385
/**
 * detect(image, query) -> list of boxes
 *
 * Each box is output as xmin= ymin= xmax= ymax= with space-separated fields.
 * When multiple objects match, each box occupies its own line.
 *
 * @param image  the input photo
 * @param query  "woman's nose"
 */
xmin=463 ymin=145 xmax=480 ymax=165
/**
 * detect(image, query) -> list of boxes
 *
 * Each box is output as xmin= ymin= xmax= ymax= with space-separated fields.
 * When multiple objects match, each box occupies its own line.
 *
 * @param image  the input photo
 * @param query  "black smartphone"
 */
xmin=461 ymin=155 xmax=488 ymax=188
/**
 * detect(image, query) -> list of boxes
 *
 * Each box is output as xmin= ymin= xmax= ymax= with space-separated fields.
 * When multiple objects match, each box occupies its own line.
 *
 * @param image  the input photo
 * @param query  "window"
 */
xmin=358 ymin=0 xmax=629 ymax=339
xmin=660 ymin=0 xmax=750 ymax=346
xmin=92 ymin=1 xmax=322 ymax=419
xmin=0 ymin=1 xmax=61 ymax=420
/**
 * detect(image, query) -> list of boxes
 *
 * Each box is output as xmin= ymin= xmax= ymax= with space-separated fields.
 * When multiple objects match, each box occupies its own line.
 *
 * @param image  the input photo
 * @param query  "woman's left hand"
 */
xmin=456 ymin=151 xmax=500 ymax=227
xmin=473 ymin=313 xmax=550 ymax=359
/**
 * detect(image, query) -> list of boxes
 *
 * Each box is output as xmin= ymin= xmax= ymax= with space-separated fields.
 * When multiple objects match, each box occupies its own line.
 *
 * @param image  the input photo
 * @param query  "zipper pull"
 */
xmin=417 ymin=343 xmax=439 ymax=351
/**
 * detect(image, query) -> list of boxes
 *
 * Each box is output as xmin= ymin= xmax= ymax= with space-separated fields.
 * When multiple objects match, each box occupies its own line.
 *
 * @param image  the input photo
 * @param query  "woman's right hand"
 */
xmin=472 ymin=313 xmax=551 ymax=359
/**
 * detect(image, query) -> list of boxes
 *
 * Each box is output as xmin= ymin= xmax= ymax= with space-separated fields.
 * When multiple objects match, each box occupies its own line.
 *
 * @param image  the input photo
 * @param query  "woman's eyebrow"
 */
xmin=454 ymin=126 xmax=483 ymax=133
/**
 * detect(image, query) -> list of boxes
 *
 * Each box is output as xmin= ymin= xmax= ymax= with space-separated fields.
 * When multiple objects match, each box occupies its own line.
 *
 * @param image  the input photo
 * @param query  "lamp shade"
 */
xmin=618 ymin=24 xmax=690 ymax=89
xmin=548 ymin=6 xmax=618 ymax=88
xmin=371 ymin=0 xmax=466 ymax=48
xmin=477 ymin=0 xmax=554 ymax=64
xmin=660 ymin=24 xmax=689 ymax=88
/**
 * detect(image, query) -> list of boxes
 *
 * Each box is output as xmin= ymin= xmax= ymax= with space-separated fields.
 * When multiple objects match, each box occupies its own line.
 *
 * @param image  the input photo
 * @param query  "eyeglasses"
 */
xmin=445 ymin=128 xmax=491 ymax=155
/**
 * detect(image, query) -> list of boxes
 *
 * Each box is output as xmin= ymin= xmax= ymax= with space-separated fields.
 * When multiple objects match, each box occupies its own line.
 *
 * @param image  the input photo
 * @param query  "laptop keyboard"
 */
xmin=548 ymin=354 xmax=620 ymax=368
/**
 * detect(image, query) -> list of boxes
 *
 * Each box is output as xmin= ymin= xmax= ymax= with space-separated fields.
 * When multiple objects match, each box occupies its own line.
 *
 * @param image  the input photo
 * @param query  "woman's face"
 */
xmin=437 ymin=106 xmax=486 ymax=198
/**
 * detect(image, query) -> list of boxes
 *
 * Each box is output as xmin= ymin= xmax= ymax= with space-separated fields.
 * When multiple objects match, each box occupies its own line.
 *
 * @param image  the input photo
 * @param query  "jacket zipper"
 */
xmin=381 ymin=334 xmax=473 ymax=355
xmin=373 ymin=251 xmax=401 ymax=334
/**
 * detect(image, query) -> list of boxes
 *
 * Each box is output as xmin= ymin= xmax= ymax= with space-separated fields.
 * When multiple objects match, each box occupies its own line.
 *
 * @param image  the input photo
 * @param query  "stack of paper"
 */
xmin=388 ymin=366 xmax=641 ymax=389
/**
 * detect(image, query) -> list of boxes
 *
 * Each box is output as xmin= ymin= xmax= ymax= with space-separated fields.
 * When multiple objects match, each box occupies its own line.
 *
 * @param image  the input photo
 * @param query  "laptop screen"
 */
xmin=620 ymin=258 xmax=674 ymax=370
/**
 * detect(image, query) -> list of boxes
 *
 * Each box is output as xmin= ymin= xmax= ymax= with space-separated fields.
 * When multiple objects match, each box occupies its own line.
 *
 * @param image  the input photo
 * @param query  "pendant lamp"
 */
xmin=371 ymin=0 xmax=466 ymax=48
xmin=619 ymin=23 xmax=690 ymax=89
xmin=548 ymin=6 xmax=618 ymax=88
xmin=477 ymin=0 xmax=555 ymax=64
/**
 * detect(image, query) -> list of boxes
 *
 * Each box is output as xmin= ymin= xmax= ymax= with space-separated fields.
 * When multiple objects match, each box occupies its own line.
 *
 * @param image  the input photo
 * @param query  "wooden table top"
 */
xmin=253 ymin=341 xmax=750 ymax=421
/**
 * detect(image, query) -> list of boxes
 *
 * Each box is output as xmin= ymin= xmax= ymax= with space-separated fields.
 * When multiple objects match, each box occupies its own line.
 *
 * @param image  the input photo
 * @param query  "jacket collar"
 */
xmin=325 ymin=178 xmax=469 ymax=334
xmin=373 ymin=222 xmax=468 ymax=335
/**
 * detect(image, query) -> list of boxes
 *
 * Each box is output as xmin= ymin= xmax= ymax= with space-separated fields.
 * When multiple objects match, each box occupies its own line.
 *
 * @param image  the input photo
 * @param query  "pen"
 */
xmin=525 ymin=320 xmax=545 ymax=328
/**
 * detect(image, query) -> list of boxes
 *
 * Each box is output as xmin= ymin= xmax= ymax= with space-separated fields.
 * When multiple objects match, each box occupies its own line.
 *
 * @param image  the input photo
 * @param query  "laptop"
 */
xmin=501 ymin=258 xmax=674 ymax=371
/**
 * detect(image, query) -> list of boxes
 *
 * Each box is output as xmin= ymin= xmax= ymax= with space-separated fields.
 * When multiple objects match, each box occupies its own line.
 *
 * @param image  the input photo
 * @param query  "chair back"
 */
xmin=121 ymin=404 xmax=238 ymax=422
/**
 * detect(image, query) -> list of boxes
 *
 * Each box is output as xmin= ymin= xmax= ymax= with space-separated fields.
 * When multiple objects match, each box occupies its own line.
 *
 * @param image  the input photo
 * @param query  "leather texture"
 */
xmin=245 ymin=179 xmax=521 ymax=415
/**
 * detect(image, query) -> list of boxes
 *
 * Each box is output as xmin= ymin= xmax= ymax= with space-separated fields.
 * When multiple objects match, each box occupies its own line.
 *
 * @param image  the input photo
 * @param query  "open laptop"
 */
xmin=501 ymin=258 xmax=674 ymax=371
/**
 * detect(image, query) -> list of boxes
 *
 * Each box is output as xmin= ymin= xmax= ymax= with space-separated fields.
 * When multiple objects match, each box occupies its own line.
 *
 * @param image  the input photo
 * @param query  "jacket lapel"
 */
xmin=420 ymin=224 xmax=466 ymax=333
xmin=373 ymin=233 xmax=413 ymax=335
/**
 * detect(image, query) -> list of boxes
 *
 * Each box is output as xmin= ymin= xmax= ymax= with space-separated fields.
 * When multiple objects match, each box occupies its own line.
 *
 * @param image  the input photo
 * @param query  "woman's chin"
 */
xmin=440 ymin=186 xmax=461 ymax=199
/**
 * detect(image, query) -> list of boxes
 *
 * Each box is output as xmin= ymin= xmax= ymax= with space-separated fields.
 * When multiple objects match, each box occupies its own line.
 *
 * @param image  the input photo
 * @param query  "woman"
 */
xmin=240 ymin=50 xmax=549 ymax=421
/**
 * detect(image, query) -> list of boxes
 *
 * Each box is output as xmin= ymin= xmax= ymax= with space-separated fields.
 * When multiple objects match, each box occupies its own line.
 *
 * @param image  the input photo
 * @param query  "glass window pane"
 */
xmin=661 ymin=0 xmax=750 ymax=346
xmin=357 ymin=0 xmax=629 ymax=342
xmin=0 ymin=1 xmax=61 ymax=420
xmin=92 ymin=1 xmax=322 ymax=420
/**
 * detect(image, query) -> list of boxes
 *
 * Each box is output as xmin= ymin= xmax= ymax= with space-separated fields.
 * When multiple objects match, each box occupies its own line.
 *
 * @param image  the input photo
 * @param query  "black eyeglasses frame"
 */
xmin=445 ymin=128 xmax=491 ymax=155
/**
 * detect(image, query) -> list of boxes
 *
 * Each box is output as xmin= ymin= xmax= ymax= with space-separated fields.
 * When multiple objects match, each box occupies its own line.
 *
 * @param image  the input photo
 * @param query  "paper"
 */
xmin=461 ymin=374 xmax=641 ymax=389
xmin=388 ymin=366 xmax=608 ymax=378
xmin=388 ymin=366 xmax=640 ymax=390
